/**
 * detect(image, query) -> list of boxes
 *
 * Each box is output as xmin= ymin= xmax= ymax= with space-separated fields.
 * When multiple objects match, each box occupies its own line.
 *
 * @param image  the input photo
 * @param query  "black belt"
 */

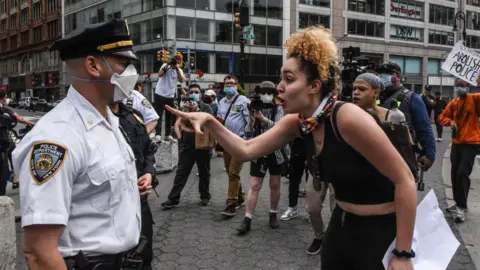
xmin=64 ymin=251 xmax=124 ymax=270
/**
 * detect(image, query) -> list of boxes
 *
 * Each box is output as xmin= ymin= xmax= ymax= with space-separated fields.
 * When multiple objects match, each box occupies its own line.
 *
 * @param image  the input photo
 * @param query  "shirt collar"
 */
xmin=66 ymin=86 xmax=116 ymax=130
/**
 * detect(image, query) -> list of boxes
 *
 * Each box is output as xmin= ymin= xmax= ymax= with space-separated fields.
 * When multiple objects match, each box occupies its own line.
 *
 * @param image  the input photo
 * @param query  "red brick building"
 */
xmin=0 ymin=0 xmax=64 ymax=102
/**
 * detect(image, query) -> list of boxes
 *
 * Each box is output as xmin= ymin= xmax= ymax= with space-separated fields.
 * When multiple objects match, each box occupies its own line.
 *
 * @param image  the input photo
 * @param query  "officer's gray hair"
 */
xmin=355 ymin=73 xmax=385 ymax=92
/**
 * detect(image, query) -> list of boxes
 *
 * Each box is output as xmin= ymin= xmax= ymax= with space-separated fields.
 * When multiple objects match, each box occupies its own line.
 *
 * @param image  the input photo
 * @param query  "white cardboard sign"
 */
xmin=441 ymin=42 xmax=480 ymax=86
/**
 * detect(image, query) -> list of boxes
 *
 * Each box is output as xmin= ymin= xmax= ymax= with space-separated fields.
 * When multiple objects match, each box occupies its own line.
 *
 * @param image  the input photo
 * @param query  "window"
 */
xmin=253 ymin=25 xmax=266 ymax=46
xmin=347 ymin=19 xmax=384 ymax=38
xmin=129 ymin=23 xmax=140 ymax=44
xmin=216 ymin=0 xmax=236 ymax=13
xmin=176 ymin=0 xmax=210 ymax=10
xmin=151 ymin=17 xmax=164 ymax=42
xmin=196 ymin=18 xmax=209 ymax=41
xmin=299 ymin=0 xmax=330 ymax=7
xmin=247 ymin=54 xmax=265 ymax=75
xmin=0 ymin=39 xmax=6 ymax=52
xmin=427 ymin=59 xmax=442 ymax=75
xmin=176 ymin=16 xmax=195 ymax=39
xmin=21 ymin=55 xmax=30 ymax=73
xmin=48 ymin=51 xmax=59 ymax=67
xmin=194 ymin=51 xmax=209 ymax=73
xmin=47 ymin=0 xmax=58 ymax=13
xmin=47 ymin=20 xmax=58 ymax=39
xmin=0 ymin=1 xmax=5 ymax=14
xmin=33 ymin=26 xmax=41 ymax=43
xmin=267 ymin=55 xmax=282 ymax=75
xmin=33 ymin=2 xmax=41 ymax=19
xmin=429 ymin=4 xmax=454 ymax=26
xmin=20 ymin=30 xmax=28 ymax=46
xmin=21 ymin=8 xmax=28 ymax=25
xmin=253 ymin=0 xmax=282 ymax=19
xmin=299 ymin=13 xmax=330 ymax=29
xmin=348 ymin=0 xmax=385 ymax=15
xmin=9 ymin=0 xmax=16 ymax=9
xmin=467 ymin=11 xmax=480 ymax=30
xmin=389 ymin=55 xmax=421 ymax=74
xmin=216 ymin=21 xmax=233 ymax=43
xmin=0 ymin=19 xmax=6 ymax=33
xmin=390 ymin=25 xmax=423 ymax=42
xmin=428 ymin=30 xmax=454 ymax=46
xmin=467 ymin=0 xmax=480 ymax=7
xmin=253 ymin=0 xmax=266 ymax=17
xmin=9 ymin=14 xmax=16 ymax=29
xmin=466 ymin=35 xmax=480 ymax=49
xmin=10 ymin=35 xmax=17 ymax=49
xmin=267 ymin=26 xmax=282 ymax=47
xmin=216 ymin=52 xmax=231 ymax=73
xmin=390 ymin=0 xmax=424 ymax=21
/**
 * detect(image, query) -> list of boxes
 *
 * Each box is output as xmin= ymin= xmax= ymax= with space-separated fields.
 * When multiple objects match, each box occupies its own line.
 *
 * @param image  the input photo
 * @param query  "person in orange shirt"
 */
xmin=438 ymin=78 xmax=480 ymax=222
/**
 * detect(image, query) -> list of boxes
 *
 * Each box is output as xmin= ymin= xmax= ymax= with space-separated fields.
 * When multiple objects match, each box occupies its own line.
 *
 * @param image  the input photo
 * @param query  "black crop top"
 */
xmin=303 ymin=103 xmax=395 ymax=205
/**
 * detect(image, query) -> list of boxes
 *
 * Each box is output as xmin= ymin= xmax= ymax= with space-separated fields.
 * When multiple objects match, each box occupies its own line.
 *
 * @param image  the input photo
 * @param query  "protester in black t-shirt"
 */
xmin=433 ymin=91 xmax=447 ymax=141
xmin=421 ymin=85 xmax=436 ymax=121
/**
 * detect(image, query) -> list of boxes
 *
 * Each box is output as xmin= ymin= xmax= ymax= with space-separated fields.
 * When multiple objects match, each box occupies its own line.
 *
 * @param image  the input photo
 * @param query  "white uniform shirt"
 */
xmin=154 ymin=63 xmax=184 ymax=98
xmin=125 ymin=90 xmax=159 ymax=124
xmin=12 ymin=86 xmax=141 ymax=257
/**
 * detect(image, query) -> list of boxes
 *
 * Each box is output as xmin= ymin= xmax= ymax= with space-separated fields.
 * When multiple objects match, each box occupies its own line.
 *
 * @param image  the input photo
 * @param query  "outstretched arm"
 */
xmin=167 ymin=105 xmax=300 ymax=161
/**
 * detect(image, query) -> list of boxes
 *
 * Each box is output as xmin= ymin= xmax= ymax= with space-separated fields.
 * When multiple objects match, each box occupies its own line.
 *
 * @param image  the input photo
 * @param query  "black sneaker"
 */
xmin=221 ymin=205 xmax=237 ymax=217
xmin=237 ymin=217 xmax=252 ymax=235
xmin=200 ymin=199 xmax=210 ymax=206
xmin=307 ymin=238 xmax=322 ymax=255
xmin=269 ymin=212 xmax=279 ymax=229
xmin=235 ymin=199 xmax=245 ymax=209
xmin=161 ymin=199 xmax=179 ymax=209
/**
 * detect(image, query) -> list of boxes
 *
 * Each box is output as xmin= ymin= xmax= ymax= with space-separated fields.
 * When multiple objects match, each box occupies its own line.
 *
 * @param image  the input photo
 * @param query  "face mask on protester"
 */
xmin=72 ymin=57 xmax=139 ymax=103
xmin=188 ymin=93 xmax=200 ymax=103
xmin=455 ymin=87 xmax=469 ymax=97
xmin=260 ymin=93 xmax=274 ymax=103
xmin=379 ymin=73 xmax=393 ymax=88
xmin=224 ymin=87 xmax=236 ymax=96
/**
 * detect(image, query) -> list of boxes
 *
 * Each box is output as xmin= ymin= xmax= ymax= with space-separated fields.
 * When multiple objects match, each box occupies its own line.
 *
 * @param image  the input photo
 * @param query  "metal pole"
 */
xmin=186 ymin=46 xmax=191 ymax=87
xmin=61 ymin=0 xmax=67 ymax=98
xmin=239 ymin=36 xmax=245 ymax=89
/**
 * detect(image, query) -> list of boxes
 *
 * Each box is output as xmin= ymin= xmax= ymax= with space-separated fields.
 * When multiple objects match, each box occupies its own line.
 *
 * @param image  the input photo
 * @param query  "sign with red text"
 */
xmin=391 ymin=1 xmax=423 ymax=20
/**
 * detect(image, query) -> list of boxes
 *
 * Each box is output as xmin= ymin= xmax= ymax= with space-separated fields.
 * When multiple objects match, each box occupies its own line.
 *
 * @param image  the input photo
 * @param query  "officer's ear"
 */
xmin=84 ymin=56 xmax=103 ymax=78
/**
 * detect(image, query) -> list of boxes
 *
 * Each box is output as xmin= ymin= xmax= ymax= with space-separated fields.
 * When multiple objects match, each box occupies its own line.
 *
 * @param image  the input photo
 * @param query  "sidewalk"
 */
xmin=443 ymin=143 xmax=480 ymax=268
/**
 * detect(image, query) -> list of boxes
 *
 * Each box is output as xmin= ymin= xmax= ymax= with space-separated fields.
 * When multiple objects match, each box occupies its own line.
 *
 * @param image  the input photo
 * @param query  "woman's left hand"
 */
xmin=254 ymin=111 xmax=266 ymax=122
xmin=388 ymin=257 xmax=413 ymax=270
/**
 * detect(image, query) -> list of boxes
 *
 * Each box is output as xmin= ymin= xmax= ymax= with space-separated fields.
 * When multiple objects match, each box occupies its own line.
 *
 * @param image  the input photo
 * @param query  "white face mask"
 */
xmin=455 ymin=87 xmax=469 ymax=97
xmin=111 ymin=64 xmax=139 ymax=103
xmin=260 ymin=94 xmax=274 ymax=103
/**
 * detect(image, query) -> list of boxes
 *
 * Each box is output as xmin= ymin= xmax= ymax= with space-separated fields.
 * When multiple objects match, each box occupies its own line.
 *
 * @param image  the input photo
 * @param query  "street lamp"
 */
xmin=452 ymin=11 xmax=467 ymax=43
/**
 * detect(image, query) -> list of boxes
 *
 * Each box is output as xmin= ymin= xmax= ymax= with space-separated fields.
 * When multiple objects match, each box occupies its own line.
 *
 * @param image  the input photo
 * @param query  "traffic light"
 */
xmin=239 ymin=5 xmax=249 ymax=27
xmin=190 ymin=56 xmax=195 ymax=68
xmin=163 ymin=50 xmax=170 ymax=62
xmin=156 ymin=50 xmax=164 ymax=61
xmin=234 ymin=12 xmax=242 ymax=30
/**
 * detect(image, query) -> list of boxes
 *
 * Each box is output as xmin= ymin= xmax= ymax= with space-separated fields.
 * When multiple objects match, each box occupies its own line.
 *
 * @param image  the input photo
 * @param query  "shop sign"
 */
xmin=390 ymin=25 xmax=423 ymax=42
xmin=391 ymin=1 xmax=423 ymax=20
xmin=0 ymin=85 xmax=8 ymax=91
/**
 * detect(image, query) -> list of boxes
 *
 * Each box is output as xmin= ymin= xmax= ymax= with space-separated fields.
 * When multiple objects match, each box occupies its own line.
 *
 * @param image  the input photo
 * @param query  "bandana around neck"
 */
xmin=298 ymin=95 xmax=336 ymax=134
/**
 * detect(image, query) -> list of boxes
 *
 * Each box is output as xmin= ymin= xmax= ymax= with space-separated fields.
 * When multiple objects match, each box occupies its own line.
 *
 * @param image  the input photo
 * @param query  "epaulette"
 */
xmin=131 ymin=108 xmax=145 ymax=125
xmin=126 ymin=98 xmax=133 ymax=109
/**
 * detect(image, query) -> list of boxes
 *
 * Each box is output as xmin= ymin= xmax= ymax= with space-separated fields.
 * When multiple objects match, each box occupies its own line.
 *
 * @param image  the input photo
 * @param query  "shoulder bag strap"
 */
xmin=223 ymin=95 xmax=240 ymax=125
xmin=330 ymin=101 xmax=346 ymax=142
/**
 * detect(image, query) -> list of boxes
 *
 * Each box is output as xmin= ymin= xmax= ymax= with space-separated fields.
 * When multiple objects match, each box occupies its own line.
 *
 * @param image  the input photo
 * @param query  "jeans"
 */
xmin=224 ymin=151 xmax=245 ymax=206
xmin=434 ymin=114 xmax=443 ymax=139
xmin=154 ymin=94 xmax=174 ymax=137
xmin=450 ymin=144 xmax=479 ymax=209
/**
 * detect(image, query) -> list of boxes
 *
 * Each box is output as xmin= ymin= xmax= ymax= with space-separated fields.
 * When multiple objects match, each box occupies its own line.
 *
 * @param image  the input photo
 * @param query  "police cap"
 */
xmin=49 ymin=19 xmax=138 ymax=61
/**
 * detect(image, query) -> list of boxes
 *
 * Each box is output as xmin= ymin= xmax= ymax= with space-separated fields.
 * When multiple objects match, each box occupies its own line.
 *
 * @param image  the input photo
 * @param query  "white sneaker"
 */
xmin=280 ymin=207 xmax=298 ymax=221
xmin=438 ymin=138 xmax=443 ymax=142
xmin=446 ymin=203 xmax=457 ymax=213
xmin=454 ymin=207 xmax=465 ymax=222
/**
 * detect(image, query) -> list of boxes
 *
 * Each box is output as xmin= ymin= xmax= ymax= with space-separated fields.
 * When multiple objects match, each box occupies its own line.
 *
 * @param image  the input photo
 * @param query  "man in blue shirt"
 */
xmin=376 ymin=61 xmax=436 ymax=170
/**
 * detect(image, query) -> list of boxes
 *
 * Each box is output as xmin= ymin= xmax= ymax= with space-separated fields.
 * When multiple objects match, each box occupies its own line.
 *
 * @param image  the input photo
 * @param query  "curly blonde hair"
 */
xmin=284 ymin=26 xmax=339 ymax=83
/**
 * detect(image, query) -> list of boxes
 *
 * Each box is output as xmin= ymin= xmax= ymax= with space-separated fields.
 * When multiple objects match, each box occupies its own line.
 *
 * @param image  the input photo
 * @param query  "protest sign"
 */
xmin=441 ymin=42 xmax=480 ymax=86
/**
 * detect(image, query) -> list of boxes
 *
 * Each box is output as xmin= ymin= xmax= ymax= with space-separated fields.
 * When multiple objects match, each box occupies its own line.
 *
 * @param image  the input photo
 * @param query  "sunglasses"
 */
xmin=189 ymin=91 xmax=201 ymax=94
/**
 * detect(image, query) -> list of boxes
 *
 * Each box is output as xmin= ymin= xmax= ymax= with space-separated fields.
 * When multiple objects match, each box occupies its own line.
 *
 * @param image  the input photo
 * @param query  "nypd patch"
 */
xmin=29 ymin=142 xmax=67 ymax=185
xmin=141 ymin=99 xmax=153 ymax=109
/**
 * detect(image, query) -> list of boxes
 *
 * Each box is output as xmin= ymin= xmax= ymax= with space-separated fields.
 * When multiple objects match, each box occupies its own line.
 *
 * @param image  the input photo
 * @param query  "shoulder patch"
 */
xmin=132 ymin=112 xmax=145 ymax=125
xmin=29 ymin=142 xmax=67 ymax=185
xmin=141 ymin=99 xmax=153 ymax=109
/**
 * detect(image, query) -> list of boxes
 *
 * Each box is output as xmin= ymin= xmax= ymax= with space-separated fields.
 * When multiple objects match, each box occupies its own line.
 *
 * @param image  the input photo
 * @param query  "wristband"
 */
xmin=392 ymin=249 xmax=415 ymax=259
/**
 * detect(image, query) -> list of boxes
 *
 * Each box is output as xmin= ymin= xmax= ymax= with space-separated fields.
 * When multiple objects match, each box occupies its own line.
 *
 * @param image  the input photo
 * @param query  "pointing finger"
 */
xmin=165 ymin=105 xmax=186 ymax=117
xmin=193 ymin=121 xmax=204 ymax=136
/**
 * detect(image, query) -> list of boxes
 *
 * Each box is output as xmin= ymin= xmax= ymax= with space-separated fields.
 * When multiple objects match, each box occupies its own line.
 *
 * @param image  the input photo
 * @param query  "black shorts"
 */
xmin=250 ymin=154 xmax=285 ymax=178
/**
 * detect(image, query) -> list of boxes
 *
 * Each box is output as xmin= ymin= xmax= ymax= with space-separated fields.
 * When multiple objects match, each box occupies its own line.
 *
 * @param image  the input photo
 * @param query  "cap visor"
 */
xmin=111 ymin=50 xmax=139 ymax=61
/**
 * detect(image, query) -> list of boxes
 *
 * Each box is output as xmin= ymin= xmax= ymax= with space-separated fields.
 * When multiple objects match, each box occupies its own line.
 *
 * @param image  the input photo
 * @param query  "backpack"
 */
xmin=0 ymin=106 xmax=16 ymax=152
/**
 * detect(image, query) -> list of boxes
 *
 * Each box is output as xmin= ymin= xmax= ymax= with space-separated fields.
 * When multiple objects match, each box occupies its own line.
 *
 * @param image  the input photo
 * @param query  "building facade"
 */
xmin=64 ymin=0 xmax=290 ymax=100
xmin=291 ymin=0 xmax=479 ymax=97
xmin=0 ymin=0 xmax=63 ymax=102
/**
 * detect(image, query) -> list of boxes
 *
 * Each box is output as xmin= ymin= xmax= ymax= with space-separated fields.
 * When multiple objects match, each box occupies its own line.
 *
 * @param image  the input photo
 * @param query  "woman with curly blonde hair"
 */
xmin=167 ymin=26 xmax=416 ymax=270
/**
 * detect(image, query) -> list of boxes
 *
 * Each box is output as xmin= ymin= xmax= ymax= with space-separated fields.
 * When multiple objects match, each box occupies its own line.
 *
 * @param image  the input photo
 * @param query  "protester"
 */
xmin=168 ymin=26 xmax=416 ymax=270
xmin=433 ymin=91 xmax=447 ymax=142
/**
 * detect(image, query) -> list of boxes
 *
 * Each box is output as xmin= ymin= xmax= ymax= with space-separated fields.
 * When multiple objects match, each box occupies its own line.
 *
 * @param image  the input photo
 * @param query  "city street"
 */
xmin=9 ymin=124 xmax=478 ymax=269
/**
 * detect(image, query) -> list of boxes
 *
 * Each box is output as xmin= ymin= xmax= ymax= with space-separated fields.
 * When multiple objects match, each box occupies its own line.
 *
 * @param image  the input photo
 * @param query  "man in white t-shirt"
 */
xmin=154 ymin=55 xmax=185 ymax=140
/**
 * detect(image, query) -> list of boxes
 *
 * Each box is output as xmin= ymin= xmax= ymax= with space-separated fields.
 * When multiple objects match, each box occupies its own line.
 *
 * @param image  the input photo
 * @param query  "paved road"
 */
xmin=11 ymin=125 xmax=477 ymax=269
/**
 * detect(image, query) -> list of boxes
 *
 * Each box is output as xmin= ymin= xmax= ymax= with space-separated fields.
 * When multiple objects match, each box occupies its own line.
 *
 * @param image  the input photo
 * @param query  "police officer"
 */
xmin=126 ymin=83 xmax=159 ymax=134
xmin=12 ymin=19 xmax=144 ymax=269
xmin=109 ymin=100 xmax=156 ymax=270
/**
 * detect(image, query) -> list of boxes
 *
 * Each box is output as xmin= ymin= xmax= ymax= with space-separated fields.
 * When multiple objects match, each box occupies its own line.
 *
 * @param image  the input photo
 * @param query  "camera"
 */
xmin=249 ymin=98 xmax=263 ymax=111
xmin=340 ymin=47 xmax=376 ymax=102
